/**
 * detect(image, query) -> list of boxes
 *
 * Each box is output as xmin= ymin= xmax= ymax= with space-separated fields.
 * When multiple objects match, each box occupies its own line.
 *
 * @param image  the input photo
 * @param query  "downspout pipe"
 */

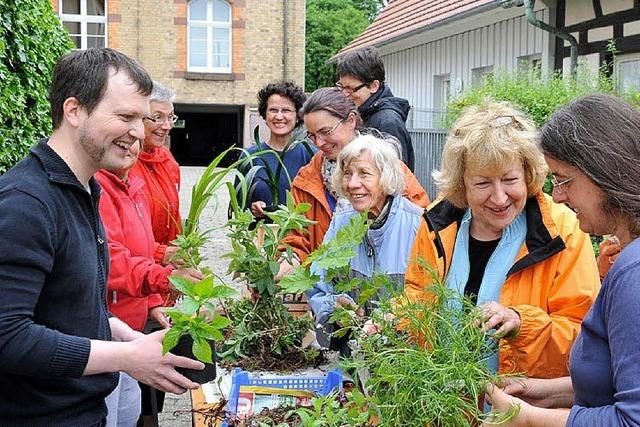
xmin=523 ymin=0 xmax=578 ymax=77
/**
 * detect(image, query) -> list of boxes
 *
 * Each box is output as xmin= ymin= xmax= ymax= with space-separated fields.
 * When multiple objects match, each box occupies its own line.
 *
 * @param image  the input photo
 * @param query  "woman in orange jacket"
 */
xmin=278 ymin=88 xmax=429 ymax=276
xmin=405 ymin=101 xmax=600 ymax=379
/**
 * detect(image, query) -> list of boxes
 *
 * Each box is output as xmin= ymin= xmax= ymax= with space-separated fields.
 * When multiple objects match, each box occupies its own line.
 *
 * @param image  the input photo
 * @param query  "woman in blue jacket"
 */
xmin=307 ymin=134 xmax=428 ymax=353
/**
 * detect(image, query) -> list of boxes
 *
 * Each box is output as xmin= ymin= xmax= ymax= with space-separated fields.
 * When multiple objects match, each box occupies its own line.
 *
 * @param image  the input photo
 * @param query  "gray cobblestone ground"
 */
xmin=159 ymin=166 xmax=237 ymax=427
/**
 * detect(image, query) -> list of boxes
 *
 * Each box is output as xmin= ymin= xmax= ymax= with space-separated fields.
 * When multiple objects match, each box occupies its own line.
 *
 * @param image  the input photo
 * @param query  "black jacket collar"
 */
xmin=425 ymin=195 xmax=566 ymax=276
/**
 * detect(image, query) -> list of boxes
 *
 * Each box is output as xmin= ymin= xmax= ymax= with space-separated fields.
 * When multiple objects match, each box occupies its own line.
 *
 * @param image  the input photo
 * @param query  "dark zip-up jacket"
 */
xmin=0 ymin=140 xmax=116 ymax=426
xmin=359 ymin=84 xmax=415 ymax=171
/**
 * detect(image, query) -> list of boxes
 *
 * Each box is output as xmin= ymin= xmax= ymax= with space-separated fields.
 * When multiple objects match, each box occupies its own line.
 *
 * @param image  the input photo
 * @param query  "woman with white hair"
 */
xmin=307 ymin=134 xmax=429 ymax=353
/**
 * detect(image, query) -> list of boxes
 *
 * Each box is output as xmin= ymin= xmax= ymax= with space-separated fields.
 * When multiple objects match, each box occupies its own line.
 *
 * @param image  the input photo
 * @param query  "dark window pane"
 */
xmin=70 ymin=36 xmax=82 ymax=48
xmin=63 ymin=21 xmax=81 ymax=35
xmin=62 ymin=0 xmax=80 ymax=14
xmin=87 ymin=36 xmax=105 ymax=49
xmin=87 ymin=23 xmax=105 ymax=35
xmin=87 ymin=0 xmax=106 ymax=16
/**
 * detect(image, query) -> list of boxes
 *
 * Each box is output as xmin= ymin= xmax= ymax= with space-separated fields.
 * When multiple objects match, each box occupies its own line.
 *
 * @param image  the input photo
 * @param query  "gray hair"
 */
xmin=149 ymin=80 xmax=176 ymax=103
xmin=332 ymin=134 xmax=405 ymax=197
xmin=540 ymin=93 xmax=640 ymax=236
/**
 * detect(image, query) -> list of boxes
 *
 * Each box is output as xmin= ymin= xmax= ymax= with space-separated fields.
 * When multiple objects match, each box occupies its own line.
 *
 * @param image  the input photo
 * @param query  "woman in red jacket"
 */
xmin=97 ymin=140 xmax=202 ymax=427
xmin=129 ymin=81 xmax=182 ymax=265
xmin=128 ymin=81 xmax=183 ymax=426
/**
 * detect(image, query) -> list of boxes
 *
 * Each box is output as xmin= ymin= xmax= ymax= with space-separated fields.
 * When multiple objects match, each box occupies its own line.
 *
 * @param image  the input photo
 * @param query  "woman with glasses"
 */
xmin=405 ymin=100 xmax=600 ymax=379
xmin=336 ymin=46 xmax=414 ymax=171
xmin=485 ymin=94 xmax=640 ymax=426
xmin=128 ymin=80 xmax=181 ymax=427
xmin=236 ymin=81 xmax=315 ymax=220
xmin=278 ymin=87 xmax=428 ymax=277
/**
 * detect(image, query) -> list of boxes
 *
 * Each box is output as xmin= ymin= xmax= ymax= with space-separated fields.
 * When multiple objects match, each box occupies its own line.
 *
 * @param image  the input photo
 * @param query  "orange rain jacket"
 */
xmin=282 ymin=151 xmax=429 ymax=263
xmin=405 ymin=192 xmax=601 ymax=378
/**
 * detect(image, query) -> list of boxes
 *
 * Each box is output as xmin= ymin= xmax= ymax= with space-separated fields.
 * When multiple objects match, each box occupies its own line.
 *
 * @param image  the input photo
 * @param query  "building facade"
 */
xmin=51 ymin=0 xmax=306 ymax=165
xmin=341 ymin=0 xmax=640 ymax=128
xmin=339 ymin=0 xmax=640 ymax=197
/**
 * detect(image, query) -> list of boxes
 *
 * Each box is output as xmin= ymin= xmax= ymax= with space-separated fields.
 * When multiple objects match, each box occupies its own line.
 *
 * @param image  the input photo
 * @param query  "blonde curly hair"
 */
xmin=433 ymin=100 xmax=547 ymax=208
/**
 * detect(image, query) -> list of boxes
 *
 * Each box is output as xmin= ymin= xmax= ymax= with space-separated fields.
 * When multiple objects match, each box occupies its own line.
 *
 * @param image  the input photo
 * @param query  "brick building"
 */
xmin=50 ymin=0 xmax=306 ymax=165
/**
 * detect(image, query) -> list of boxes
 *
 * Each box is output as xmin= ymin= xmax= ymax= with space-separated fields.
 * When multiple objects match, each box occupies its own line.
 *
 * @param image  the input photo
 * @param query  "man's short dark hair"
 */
xmin=49 ymin=48 xmax=153 ymax=129
xmin=257 ymin=81 xmax=306 ymax=127
xmin=336 ymin=47 xmax=386 ymax=84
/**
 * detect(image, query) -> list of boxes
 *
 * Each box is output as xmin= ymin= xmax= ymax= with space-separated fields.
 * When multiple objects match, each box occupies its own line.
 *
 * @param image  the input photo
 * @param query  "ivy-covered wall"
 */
xmin=0 ymin=1 xmax=73 ymax=174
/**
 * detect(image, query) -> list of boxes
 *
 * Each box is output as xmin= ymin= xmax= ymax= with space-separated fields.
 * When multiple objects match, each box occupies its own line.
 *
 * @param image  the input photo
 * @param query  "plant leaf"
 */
xmin=279 ymin=266 xmax=318 ymax=294
xmin=192 ymin=337 xmax=213 ymax=363
xmin=162 ymin=327 xmax=184 ymax=355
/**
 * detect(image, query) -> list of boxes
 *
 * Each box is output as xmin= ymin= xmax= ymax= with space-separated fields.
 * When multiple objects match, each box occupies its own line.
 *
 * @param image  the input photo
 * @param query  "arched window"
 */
xmin=188 ymin=0 xmax=232 ymax=73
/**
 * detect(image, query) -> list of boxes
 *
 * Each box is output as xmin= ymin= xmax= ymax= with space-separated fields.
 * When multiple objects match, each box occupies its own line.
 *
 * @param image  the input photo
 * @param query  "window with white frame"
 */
xmin=188 ymin=0 xmax=232 ymax=73
xmin=471 ymin=66 xmax=494 ymax=88
xmin=617 ymin=53 xmax=640 ymax=95
xmin=58 ymin=0 xmax=107 ymax=49
xmin=518 ymin=54 xmax=542 ymax=74
xmin=434 ymin=74 xmax=451 ymax=111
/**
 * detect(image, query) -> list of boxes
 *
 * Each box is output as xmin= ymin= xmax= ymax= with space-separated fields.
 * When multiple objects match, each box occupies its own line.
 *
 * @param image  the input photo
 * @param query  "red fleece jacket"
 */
xmin=96 ymin=170 xmax=175 ymax=331
xmin=129 ymin=146 xmax=182 ymax=263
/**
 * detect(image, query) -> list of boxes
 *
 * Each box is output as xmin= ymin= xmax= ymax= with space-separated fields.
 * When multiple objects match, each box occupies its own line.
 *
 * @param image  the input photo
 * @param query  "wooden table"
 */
xmin=191 ymin=387 xmax=222 ymax=427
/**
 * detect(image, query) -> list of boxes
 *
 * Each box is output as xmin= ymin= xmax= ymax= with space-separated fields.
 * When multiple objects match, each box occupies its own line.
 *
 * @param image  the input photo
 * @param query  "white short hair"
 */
xmin=332 ymin=134 xmax=405 ymax=197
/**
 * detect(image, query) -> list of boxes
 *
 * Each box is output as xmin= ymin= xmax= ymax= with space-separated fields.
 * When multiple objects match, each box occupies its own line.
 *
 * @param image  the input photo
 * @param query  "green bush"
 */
xmin=0 ymin=1 xmax=73 ymax=174
xmin=445 ymin=60 xmax=640 ymax=129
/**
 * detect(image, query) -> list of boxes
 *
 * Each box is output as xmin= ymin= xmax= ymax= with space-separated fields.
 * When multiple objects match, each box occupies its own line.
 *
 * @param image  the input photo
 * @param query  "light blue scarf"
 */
xmin=446 ymin=209 xmax=527 ymax=373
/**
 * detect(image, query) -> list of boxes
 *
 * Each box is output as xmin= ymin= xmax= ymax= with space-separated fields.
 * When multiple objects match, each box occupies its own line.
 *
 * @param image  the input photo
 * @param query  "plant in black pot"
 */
xmin=161 ymin=275 xmax=237 ymax=383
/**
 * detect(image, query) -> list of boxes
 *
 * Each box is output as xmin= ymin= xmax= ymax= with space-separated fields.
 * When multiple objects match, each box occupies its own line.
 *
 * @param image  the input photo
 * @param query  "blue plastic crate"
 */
xmin=221 ymin=368 xmax=343 ymax=427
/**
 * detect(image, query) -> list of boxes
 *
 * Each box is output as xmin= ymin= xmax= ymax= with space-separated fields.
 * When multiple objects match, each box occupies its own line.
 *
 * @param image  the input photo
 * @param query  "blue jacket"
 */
xmin=0 ymin=140 xmax=116 ymax=426
xmin=308 ymin=194 xmax=424 ymax=326
xmin=239 ymin=140 xmax=316 ymax=209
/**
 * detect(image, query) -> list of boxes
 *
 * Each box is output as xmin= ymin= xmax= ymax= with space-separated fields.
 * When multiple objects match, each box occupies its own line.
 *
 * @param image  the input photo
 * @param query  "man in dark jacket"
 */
xmin=0 ymin=48 xmax=203 ymax=427
xmin=336 ymin=46 xmax=415 ymax=171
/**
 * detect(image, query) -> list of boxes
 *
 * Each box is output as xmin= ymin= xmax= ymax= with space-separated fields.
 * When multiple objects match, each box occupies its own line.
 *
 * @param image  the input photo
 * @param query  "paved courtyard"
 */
xmin=159 ymin=166 xmax=236 ymax=427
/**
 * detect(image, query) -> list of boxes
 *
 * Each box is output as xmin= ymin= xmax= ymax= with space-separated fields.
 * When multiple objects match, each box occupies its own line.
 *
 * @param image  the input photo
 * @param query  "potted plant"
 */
xmin=220 ymin=191 xmax=320 ymax=370
xmin=280 ymin=229 xmax=523 ymax=426
xmin=162 ymin=275 xmax=236 ymax=383
xmin=161 ymin=147 xmax=245 ymax=383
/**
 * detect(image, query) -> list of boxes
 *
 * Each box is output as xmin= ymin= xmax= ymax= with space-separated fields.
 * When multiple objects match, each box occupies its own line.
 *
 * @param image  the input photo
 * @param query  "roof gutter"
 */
xmin=500 ymin=0 xmax=578 ymax=77
xmin=523 ymin=0 xmax=577 ymax=76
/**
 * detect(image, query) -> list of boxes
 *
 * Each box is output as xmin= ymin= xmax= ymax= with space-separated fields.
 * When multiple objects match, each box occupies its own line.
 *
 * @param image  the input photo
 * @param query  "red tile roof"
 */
xmin=340 ymin=0 xmax=495 ymax=55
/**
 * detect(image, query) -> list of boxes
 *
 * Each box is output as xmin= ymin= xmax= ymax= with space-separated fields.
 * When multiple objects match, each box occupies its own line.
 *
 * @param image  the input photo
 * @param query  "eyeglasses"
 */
xmin=306 ymin=119 xmax=344 ymax=143
xmin=551 ymin=175 xmax=575 ymax=194
xmin=335 ymin=81 xmax=367 ymax=95
xmin=267 ymin=107 xmax=295 ymax=116
xmin=145 ymin=113 xmax=179 ymax=125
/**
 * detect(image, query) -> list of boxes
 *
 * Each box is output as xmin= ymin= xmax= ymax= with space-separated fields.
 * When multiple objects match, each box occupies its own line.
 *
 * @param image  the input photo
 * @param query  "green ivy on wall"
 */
xmin=0 ymin=1 xmax=73 ymax=174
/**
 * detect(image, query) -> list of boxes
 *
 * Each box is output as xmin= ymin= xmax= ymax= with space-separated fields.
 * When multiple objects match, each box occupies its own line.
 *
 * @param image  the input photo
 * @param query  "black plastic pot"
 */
xmin=172 ymin=334 xmax=217 ymax=384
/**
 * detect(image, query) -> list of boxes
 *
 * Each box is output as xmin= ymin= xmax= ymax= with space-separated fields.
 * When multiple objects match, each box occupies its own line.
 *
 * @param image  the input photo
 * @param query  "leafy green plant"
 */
xmin=0 ymin=0 xmax=73 ymax=173
xmin=280 ymin=218 xmax=520 ymax=425
xmin=161 ymin=275 xmax=236 ymax=363
xmin=220 ymin=192 xmax=320 ymax=370
xmin=446 ymin=44 xmax=640 ymax=129
xmin=162 ymin=147 xmax=245 ymax=361
xmin=171 ymin=147 xmax=246 ymax=271
xmin=279 ymin=212 xmax=370 ymax=296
